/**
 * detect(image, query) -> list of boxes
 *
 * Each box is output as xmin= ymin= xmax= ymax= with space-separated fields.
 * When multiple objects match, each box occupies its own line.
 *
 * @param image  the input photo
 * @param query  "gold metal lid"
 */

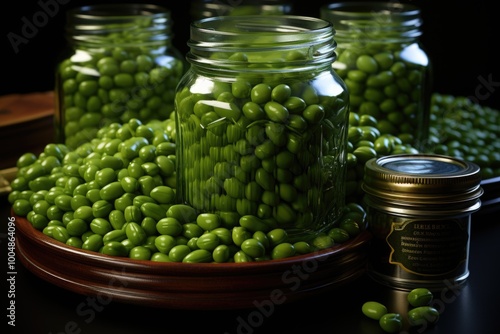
xmin=362 ymin=154 xmax=483 ymax=209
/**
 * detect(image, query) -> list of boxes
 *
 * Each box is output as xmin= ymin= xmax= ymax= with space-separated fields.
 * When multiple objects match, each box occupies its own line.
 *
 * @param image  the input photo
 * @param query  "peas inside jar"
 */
xmin=55 ymin=4 xmax=185 ymax=150
xmin=321 ymin=2 xmax=432 ymax=151
xmin=175 ymin=15 xmax=350 ymax=242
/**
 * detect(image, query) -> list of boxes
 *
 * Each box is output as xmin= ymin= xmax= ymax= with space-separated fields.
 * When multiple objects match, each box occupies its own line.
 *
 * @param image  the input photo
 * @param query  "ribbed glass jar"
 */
xmin=190 ymin=0 xmax=294 ymax=20
xmin=362 ymin=154 xmax=483 ymax=290
xmin=175 ymin=15 xmax=349 ymax=241
xmin=55 ymin=4 xmax=184 ymax=150
xmin=321 ymin=2 xmax=432 ymax=151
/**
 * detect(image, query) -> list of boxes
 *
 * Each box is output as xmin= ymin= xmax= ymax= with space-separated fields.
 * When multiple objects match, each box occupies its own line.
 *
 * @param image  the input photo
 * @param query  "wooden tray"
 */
xmin=14 ymin=214 xmax=372 ymax=310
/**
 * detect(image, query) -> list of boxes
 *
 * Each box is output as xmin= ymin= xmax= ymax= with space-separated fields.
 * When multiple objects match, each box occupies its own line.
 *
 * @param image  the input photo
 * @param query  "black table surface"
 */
xmin=2 ymin=193 xmax=499 ymax=334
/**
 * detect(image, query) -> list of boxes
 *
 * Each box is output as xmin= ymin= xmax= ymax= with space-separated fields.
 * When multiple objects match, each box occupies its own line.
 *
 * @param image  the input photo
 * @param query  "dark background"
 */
xmin=1 ymin=0 xmax=499 ymax=110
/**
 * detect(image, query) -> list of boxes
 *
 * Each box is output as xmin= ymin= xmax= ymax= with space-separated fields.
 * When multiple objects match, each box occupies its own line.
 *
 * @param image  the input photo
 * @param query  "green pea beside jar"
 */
xmin=55 ymin=4 xmax=184 ymax=150
xmin=175 ymin=15 xmax=350 ymax=242
xmin=321 ymin=2 xmax=432 ymax=151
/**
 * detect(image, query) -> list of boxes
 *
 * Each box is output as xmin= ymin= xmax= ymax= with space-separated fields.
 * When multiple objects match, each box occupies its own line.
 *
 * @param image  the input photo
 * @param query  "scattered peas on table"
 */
xmin=362 ymin=287 xmax=440 ymax=332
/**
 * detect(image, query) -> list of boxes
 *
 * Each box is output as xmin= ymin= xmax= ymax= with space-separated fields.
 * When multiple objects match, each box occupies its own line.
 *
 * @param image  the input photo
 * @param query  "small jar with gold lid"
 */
xmin=362 ymin=154 xmax=483 ymax=291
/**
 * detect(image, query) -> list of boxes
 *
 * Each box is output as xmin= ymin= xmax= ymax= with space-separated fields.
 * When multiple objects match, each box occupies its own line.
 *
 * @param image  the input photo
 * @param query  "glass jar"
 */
xmin=190 ymin=0 xmax=294 ymax=20
xmin=175 ymin=15 xmax=349 ymax=241
xmin=321 ymin=2 xmax=432 ymax=151
xmin=362 ymin=154 xmax=483 ymax=291
xmin=55 ymin=4 xmax=185 ymax=150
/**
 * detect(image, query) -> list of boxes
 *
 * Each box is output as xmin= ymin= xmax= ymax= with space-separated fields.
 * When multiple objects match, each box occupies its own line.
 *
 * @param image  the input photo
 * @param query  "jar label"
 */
xmin=386 ymin=219 xmax=468 ymax=276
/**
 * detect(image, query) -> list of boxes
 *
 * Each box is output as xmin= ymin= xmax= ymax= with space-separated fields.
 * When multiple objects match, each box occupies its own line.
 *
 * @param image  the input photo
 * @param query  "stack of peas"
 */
xmin=55 ymin=5 xmax=184 ymax=150
xmin=8 ymin=116 xmax=364 ymax=262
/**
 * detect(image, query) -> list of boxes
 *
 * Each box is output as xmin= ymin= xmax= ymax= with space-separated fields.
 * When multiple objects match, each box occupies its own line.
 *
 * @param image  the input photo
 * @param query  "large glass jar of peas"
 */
xmin=175 ymin=15 xmax=349 ymax=242
xmin=55 ymin=4 xmax=184 ymax=150
xmin=321 ymin=2 xmax=432 ymax=151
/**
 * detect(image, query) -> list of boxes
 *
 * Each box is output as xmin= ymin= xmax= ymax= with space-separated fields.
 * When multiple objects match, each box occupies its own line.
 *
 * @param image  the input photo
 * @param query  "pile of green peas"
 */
xmin=426 ymin=93 xmax=500 ymax=179
xmin=362 ymin=287 xmax=439 ymax=333
xmin=8 ymin=117 xmax=363 ymax=263
xmin=56 ymin=16 xmax=184 ymax=150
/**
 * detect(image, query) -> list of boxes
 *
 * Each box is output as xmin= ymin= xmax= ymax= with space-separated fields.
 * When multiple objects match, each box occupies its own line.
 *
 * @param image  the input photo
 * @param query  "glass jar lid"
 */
xmin=362 ymin=154 xmax=483 ymax=208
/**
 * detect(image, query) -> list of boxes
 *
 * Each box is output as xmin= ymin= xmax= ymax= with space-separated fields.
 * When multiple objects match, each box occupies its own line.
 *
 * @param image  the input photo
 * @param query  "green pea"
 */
xmin=168 ymin=244 xmax=191 ymax=262
xmin=242 ymin=101 xmax=266 ymax=120
xmin=129 ymin=246 xmax=152 ymax=260
xmin=13 ymin=199 xmax=32 ymax=216
xmin=241 ymin=238 xmax=266 ymax=258
xmin=271 ymin=242 xmax=295 ymax=259
xmin=30 ymin=213 xmax=49 ymax=230
xmin=312 ymin=234 xmax=334 ymax=249
xmin=196 ymin=233 xmax=220 ymax=251
xmin=183 ymin=249 xmax=213 ymax=263
xmin=271 ymin=84 xmax=291 ymax=103
xmin=407 ymin=306 xmax=440 ymax=327
xmin=407 ymin=288 xmax=434 ymax=307
xmin=66 ymin=218 xmax=89 ymax=236
xmin=66 ymin=237 xmax=83 ymax=248
xmin=101 ymin=241 xmax=128 ymax=257
xmin=339 ymin=218 xmax=361 ymax=236
xmin=182 ymin=223 xmax=204 ymax=239
xmin=154 ymin=234 xmax=176 ymax=253
xmin=150 ymin=252 xmax=172 ymax=262
xmin=251 ymin=83 xmax=272 ymax=104
xmin=52 ymin=226 xmax=70 ymax=243
xmin=327 ymin=227 xmax=350 ymax=243
xmin=379 ymin=313 xmax=403 ymax=333
xmin=99 ymin=181 xmax=125 ymax=201
xmin=140 ymin=202 xmax=167 ymax=221
xmin=103 ymin=229 xmax=127 ymax=244
xmin=264 ymin=101 xmax=289 ymax=123
xmin=196 ymin=213 xmax=221 ymax=231
xmin=266 ymin=228 xmax=288 ymax=247
xmin=156 ymin=217 xmax=183 ymax=236
xmin=232 ymin=226 xmax=252 ymax=247
xmin=150 ymin=185 xmax=175 ymax=204
xmin=109 ymin=209 xmax=126 ymax=230
xmin=234 ymin=250 xmax=253 ymax=262
xmin=212 ymin=244 xmax=231 ymax=263
xmin=166 ymin=204 xmax=197 ymax=224
xmin=90 ymin=218 xmax=113 ymax=236
xmin=356 ymin=55 xmax=379 ymax=74
xmin=82 ymin=234 xmax=104 ymax=252
xmin=125 ymin=222 xmax=147 ymax=246
xmin=284 ymin=96 xmax=306 ymax=114
xmin=211 ymin=227 xmax=233 ymax=246
xmin=293 ymin=241 xmax=312 ymax=254
xmin=362 ymin=301 xmax=388 ymax=320
xmin=141 ymin=217 xmax=157 ymax=236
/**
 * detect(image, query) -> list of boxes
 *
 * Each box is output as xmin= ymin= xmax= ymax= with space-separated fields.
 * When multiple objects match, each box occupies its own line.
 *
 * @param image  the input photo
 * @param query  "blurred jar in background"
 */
xmin=321 ymin=2 xmax=432 ymax=152
xmin=190 ymin=0 xmax=294 ymax=20
xmin=55 ymin=4 xmax=185 ymax=150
